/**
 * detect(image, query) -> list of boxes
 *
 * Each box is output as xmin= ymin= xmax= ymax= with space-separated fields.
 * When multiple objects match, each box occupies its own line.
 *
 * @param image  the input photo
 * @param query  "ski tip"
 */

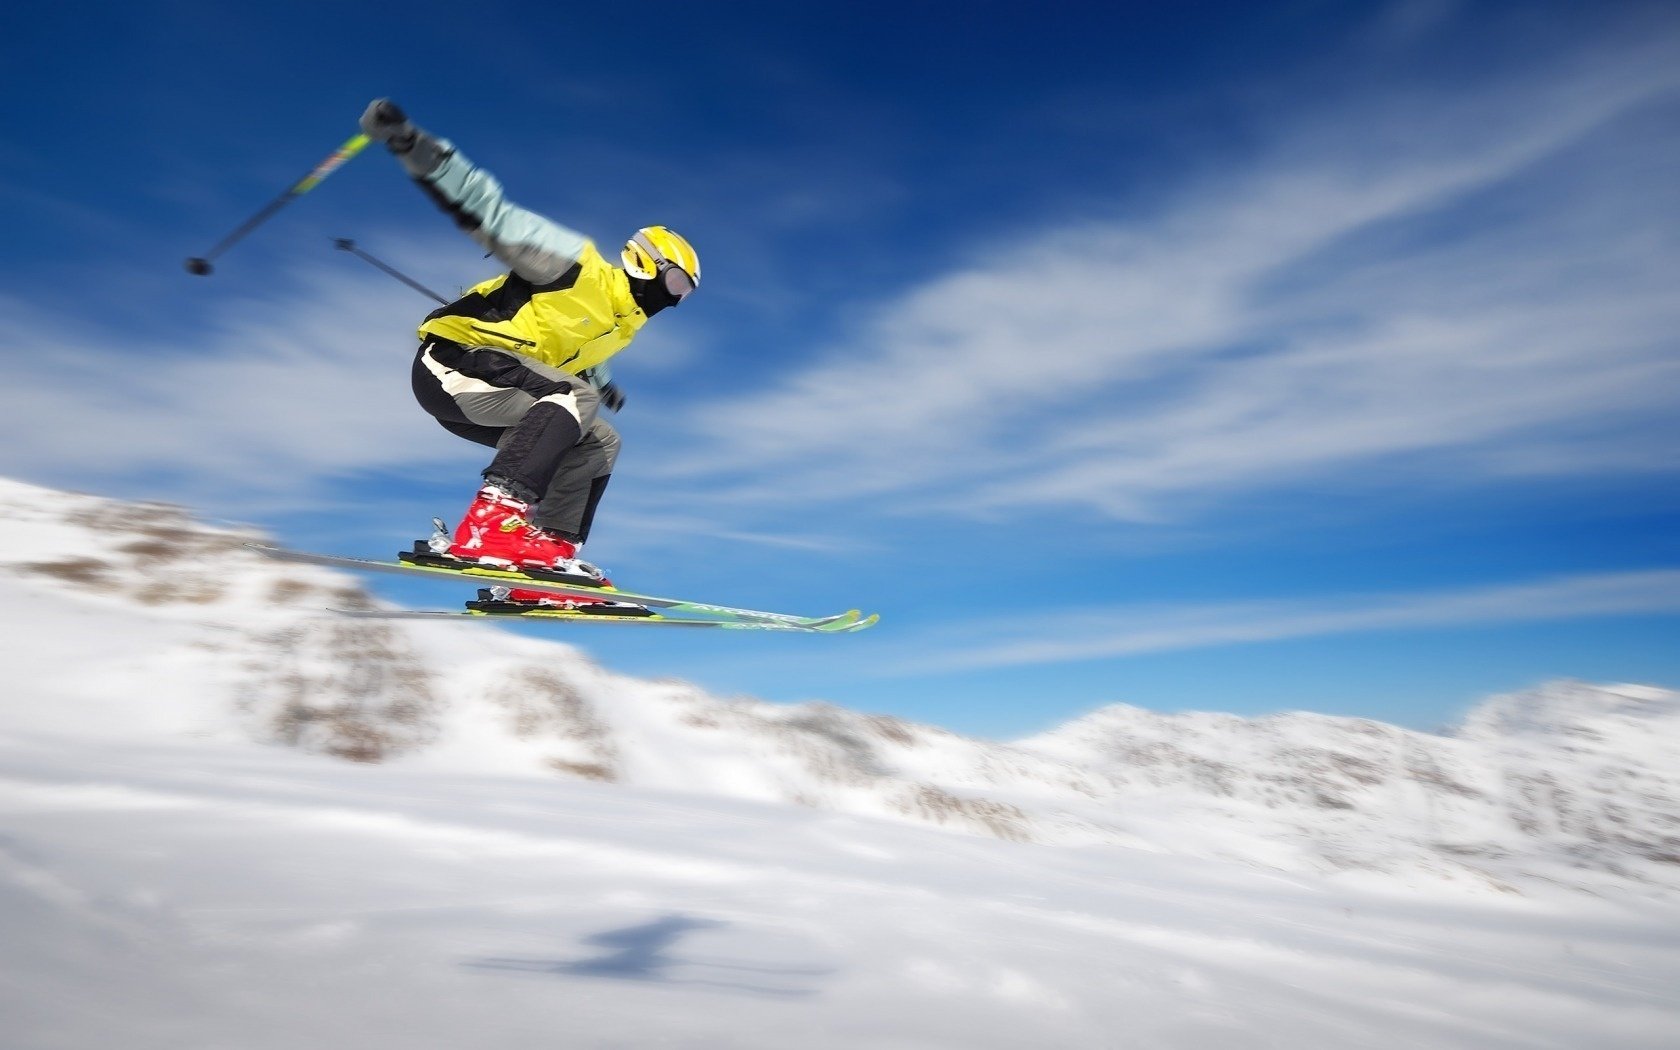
xmin=824 ymin=612 xmax=879 ymax=633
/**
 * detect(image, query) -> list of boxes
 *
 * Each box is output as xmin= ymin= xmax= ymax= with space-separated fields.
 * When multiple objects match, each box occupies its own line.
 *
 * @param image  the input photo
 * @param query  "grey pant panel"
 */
xmin=525 ymin=417 xmax=620 ymax=534
xmin=428 ymin=345 xmax=601 ymax=432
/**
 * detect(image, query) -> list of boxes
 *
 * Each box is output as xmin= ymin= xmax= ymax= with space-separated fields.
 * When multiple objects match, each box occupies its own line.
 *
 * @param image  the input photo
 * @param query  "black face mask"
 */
xmin=628 ymin=273 xmax=684 ymax=317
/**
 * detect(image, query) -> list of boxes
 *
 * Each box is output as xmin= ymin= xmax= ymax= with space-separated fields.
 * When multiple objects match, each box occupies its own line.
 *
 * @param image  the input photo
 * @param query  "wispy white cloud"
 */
xmin=883 ymin=568 xmax=1680 ymax=674
xmin=644 ymin=28 xmax=1680 ymax=529
xmin=3 ymin=17 xmax=1674 ymax=563
xmin=0 ymin=239 xmax=485 ymax=514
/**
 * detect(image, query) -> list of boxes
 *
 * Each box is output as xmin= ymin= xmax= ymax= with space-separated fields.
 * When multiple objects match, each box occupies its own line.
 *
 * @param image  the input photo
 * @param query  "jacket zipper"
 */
xmin=470 ymin=324 xmax=536 ymax=348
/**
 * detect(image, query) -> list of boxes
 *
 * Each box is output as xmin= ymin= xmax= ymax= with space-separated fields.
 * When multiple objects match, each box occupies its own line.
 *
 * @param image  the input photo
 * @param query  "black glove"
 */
xmin=599 ymin=381 xmax=627 ymax=413
xmin=360 ymin=98 xmax=417 ymax=153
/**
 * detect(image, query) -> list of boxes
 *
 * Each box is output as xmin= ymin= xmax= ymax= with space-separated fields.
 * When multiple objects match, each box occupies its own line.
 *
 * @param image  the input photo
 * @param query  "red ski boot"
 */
xmin=446 ymin=486 xmax=602 ymax=580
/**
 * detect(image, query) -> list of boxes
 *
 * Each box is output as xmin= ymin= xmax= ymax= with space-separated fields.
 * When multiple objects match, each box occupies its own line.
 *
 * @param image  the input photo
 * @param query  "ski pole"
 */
xmin=185 ymin=132 xmax=371 ymax=276
xmin=333 ymin=238 xmax=449 ymax=305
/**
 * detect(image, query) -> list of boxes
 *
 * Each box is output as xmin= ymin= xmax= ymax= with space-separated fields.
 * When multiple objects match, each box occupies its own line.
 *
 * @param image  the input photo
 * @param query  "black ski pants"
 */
xmin=411 ymin=337 xmax=619 ymax=544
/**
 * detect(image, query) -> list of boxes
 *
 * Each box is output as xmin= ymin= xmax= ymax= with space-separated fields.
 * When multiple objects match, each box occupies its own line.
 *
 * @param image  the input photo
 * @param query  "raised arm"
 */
xmin=360 ymin=99 xmax=588 ymax=284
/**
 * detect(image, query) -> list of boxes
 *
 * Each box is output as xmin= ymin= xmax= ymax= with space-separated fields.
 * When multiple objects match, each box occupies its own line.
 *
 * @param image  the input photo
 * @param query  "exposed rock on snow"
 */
xmin=234 ymin=618 xmax=444 ymax=763
xmin=1 ymin=477 xmax=1675 ymax=899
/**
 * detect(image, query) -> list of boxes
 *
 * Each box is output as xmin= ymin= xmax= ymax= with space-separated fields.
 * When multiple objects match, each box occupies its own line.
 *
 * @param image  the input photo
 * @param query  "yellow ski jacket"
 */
xmin=399 ymin=133 xmax=646 ymax=377
xmin=418 ymin=243 xmax=647 ymax=376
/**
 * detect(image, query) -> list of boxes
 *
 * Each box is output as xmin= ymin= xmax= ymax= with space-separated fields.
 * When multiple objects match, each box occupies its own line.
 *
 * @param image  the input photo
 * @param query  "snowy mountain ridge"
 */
xmin=1 ymin=475 xmax=1676 ymax=901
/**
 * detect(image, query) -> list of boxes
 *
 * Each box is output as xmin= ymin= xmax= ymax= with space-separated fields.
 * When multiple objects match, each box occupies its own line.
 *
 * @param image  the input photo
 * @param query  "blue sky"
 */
xmin=1 ymin=1 xmax=1676 ymax=738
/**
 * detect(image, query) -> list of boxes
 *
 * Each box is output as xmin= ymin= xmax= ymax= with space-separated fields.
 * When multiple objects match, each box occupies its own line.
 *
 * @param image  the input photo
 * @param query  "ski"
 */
xmin=246 ymin=543 xmax=878 ymax=631
xmin=330 ymin=605 xmax=876 ymax=633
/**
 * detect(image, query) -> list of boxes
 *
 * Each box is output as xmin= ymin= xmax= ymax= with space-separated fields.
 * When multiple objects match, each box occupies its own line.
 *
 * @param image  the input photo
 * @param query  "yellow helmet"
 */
xmin=622 ymin=225 xmax=700 ymax=301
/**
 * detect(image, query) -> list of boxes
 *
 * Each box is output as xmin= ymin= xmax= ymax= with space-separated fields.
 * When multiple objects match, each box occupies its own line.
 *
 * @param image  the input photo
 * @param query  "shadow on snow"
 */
xmin=465 ymin=913 xmax=832 ymax=998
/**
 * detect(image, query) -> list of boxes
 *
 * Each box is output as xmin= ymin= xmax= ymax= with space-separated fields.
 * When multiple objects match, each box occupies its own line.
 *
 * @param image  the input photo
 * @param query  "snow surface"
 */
xmin=2 ymin=476 xmax=1679 ymax=1047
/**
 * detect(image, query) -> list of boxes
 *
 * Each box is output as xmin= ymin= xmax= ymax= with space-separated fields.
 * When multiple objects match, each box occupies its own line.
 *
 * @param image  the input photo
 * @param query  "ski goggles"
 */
xmin=630 ymin=231 xmax=697 ymax=302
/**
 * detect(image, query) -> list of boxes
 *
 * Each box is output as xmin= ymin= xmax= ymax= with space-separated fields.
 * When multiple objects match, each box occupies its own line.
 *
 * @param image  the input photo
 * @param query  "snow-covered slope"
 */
xmin=1 ymin=477 xmax=1676 ymax=902
xmin=7 ymin=732 xmax=1679 ymax=1050
xmin=3 ymin=478 xmax=1679 ymax=1048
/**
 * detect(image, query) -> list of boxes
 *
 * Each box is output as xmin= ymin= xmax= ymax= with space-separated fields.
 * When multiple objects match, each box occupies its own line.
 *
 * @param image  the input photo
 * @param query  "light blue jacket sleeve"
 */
xmin=399 ymin=133 xmax=588 ymax=284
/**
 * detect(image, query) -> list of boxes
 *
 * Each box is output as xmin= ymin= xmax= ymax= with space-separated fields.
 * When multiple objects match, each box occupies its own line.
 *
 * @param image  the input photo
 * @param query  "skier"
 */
xmin=358 ymin=98 xmax=699 ymax=597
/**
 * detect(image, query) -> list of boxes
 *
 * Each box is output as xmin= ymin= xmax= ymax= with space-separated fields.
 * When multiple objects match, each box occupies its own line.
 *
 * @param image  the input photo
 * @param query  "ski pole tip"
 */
xmin=184 ymin=257 xmax=213 ymax=276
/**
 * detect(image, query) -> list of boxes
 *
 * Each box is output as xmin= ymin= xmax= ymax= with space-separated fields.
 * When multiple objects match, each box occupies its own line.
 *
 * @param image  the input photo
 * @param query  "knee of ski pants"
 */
xmin=525 ymin=366 xmax=598 ymax=432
